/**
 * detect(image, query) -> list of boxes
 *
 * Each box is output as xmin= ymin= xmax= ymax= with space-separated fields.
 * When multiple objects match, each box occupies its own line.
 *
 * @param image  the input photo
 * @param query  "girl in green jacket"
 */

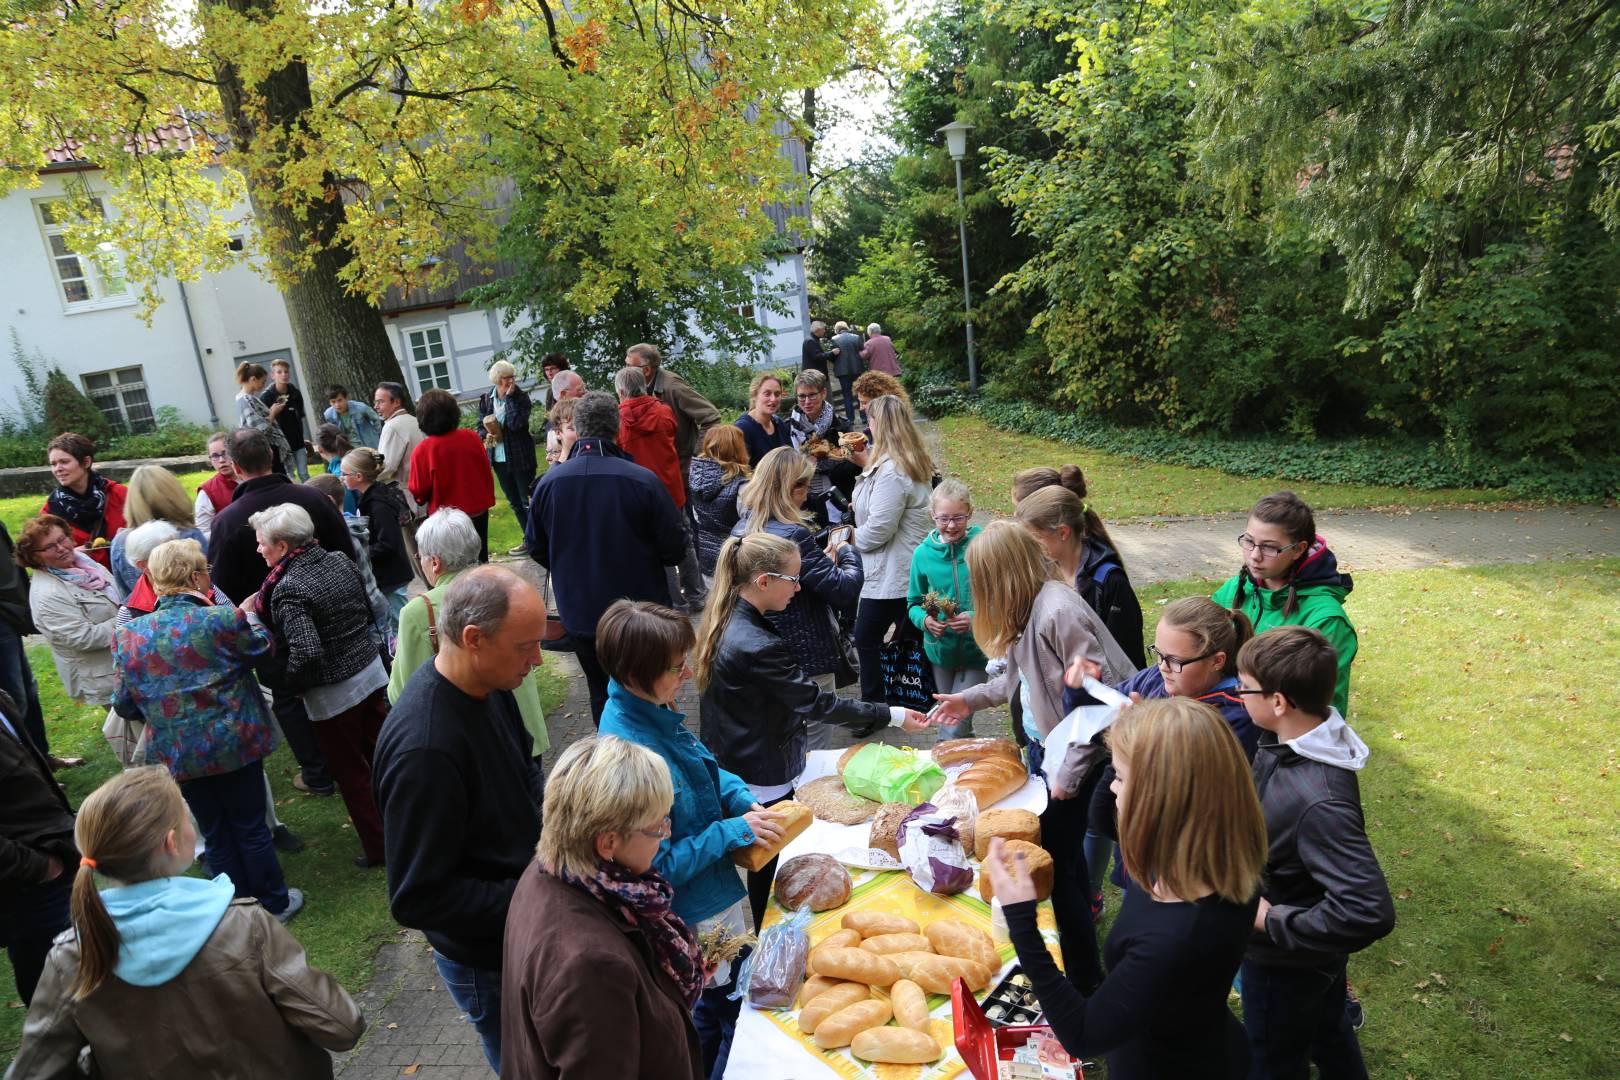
xmin=906 ymin=479 xmax=988 ymax=739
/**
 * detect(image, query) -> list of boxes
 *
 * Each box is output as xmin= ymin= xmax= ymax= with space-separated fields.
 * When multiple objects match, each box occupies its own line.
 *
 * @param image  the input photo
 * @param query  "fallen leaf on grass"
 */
xmin=1559 ymin=1033 xmax=1573 ymax=1043
xmin=1487 ymin=935 xmax=1503 ymax=955
xmin=387 ymin=1023 xmax=398 ymax=1030
xmin=1497 ymin=906 xmax=1531 ymax=925
xmin=1397 ymin=888 xmax=1414 ymax=900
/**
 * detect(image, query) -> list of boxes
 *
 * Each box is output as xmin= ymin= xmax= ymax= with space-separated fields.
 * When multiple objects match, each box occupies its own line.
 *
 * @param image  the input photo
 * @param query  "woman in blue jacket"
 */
xmin=594 ymin=599 xmax=785 ymax=1080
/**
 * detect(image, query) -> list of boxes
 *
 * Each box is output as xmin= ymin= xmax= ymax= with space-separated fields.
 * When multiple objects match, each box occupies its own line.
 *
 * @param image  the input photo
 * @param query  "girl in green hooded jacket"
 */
xmin=906 ymin=479 xmax=988 ymax=739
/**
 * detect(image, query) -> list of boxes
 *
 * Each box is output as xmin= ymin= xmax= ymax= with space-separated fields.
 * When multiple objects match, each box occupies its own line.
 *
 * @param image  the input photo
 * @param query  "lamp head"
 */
xmin=937 ymin=120 xmax=974 ymax=161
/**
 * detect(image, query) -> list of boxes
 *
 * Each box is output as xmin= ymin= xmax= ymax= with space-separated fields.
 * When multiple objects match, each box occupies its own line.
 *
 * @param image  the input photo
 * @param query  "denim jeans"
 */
xmin=180 ymin=759 xmax=290 ymax=914
xmin=692 ymin=945 xmax=750 ymax=1080
xmin=290 ymin=446 xmax=310 ymax=481
xmin=493 ymin=461 xmax=535 ymax=525
xmin=433 ymin=953 xmax=504 ymax=1073
xmin=0 ymin=872 xmax=72 ymax=1005
xmin=1240 ymin=957 xmax=1368 ymax=1080
xmin=0 ymin=620 xmax=48 ymax=756
xmin=930 ymin=664 xmax=988 ymax=740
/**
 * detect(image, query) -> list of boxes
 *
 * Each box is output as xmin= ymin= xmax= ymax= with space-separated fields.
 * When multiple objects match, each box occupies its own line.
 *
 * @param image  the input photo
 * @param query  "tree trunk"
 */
xmin=205 ymin=0 xmax=405 ymax=399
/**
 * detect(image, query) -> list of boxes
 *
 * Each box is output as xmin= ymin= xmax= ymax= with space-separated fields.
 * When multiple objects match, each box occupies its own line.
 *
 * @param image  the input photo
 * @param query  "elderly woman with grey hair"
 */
xmin=387 ymin=508 xmax=550 ymax=758
xmin=245 ymin=503 xmax=388 ymax=868
xmin=116 ymin=520 xmax=230 ymax=626
xmin=477 ymin=360 xmax=537 ymax=555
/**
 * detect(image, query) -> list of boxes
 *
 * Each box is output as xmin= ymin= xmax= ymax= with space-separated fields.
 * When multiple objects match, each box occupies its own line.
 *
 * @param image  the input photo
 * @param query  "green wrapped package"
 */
xmin=841 ymin=743 xmax=946 ymax=805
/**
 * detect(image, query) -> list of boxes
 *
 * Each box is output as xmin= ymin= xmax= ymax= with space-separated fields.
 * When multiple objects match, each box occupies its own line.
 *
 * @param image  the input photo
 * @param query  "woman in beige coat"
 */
xmin=16 ymin=515 xmax=122 ymax=706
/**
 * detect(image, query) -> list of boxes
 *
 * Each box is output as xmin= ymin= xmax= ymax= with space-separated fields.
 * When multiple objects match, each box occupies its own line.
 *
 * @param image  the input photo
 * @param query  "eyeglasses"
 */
xmin=636 ymin=817 xmax=672 ymax=840
xmin=1235 ymin=686 xmax=1297 ymax=707
xmin=42 ymin=536 xmax=75 ymax=552
xmin=1148 ymin=645 xmax=1219 ymax=673
xmin=764 ymin=571 xmax=800 ymax=585
xmin=933 ymin=514 xmax=969 ymax=526
xmin=1237 ymin=534 xmax=1304 ymax=559
xmin=795 ymin=392 xmax=822 ymax=401
xmin=208 ymin=451 xmax=230 ymax=462
xmin=666 ymin=657 xmax=692 ymax=675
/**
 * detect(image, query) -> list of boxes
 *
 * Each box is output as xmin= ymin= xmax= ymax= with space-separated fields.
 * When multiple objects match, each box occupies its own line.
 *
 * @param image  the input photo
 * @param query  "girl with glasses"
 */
xmin=904 ymin=478 xmax=987 ymax=739
xmin=1212 ymin=491 xmax=1358 ymax=716
xmin=193 ymin=432 xmax=238 ymax=540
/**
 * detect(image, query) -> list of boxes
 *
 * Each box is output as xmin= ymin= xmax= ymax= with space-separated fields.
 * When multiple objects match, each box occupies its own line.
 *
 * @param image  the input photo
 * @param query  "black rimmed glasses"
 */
xmin=1148 ymin=644 xmax=1218 ymax=673
xmin=933 ymin=514 xmax=969 ymax=526
xmin=1237 ymin=534 xmax=1305 ymax=559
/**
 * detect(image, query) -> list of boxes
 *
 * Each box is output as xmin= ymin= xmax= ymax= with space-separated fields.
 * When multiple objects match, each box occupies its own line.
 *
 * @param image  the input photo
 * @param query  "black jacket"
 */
xmin=698 ymin=600 xmax=887 ymax=786
xmin=260 ymin=381 xmax=308 ymax=450
xmin=262 ymin=545 xmax=378 ymax=694
xmin=526 ymin=438 xmax=685 ymax=636
xmin=1249 ymin=732 xmax=1395 ymax=967
xmin=477 ymin=386 xmax=537 ymax=476
xmin=374 ymin=662 xmax=543 ymax=970
xmin=687 ymin=458 xmax=746 ymax=575
xmin=0 ymin=690 xmax=76 ymax=899
xmin=0 ymin=521 xmax=35 ymax=635
xmin=207 ymin=473 xmax=357 ymax=606
xmin=728 ymin=516 xmax=862 ymax=679
xmin=1075 ymin=540 xmax=1147 ymax=670
xmin=359 ymin=483 xmax=413 ymax=591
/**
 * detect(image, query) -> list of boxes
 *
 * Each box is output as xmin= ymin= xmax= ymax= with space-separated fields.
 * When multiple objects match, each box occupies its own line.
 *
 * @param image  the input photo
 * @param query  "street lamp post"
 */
xmin=937 ymin=120 xmax=978 ymax=391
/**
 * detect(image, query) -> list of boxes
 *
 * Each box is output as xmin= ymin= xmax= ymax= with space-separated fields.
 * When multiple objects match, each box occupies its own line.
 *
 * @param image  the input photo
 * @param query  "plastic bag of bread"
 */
xmin=732 ymin=907 xmax=813 ymax=1009
xmin=841 ymin=743 xmax=946 ymax=805
xmin=894 ymin=802 xmax=973 ymax=894
xmin=930 ymin=782 xmax=978 ymax=858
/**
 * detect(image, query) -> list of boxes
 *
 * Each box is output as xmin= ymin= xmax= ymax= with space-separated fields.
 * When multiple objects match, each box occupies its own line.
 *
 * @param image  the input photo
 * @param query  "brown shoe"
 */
xmin=50 ymin=756 xmax=87 ymax=771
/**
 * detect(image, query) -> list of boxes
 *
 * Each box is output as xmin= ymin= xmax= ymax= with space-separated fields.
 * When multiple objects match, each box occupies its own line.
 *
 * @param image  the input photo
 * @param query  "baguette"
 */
xmin=797 ymin=982 xmax=871 ymax=1035
xmin=931 ymin=737 xmax=1022 ymax=769
xmin=859 ymin=933 xmax=934 ymax=956
xmin=840 ymin=911 xmax=920 ymax=938
xmin=923 ymin=920 xmax=1000 ymax=974
xmin=797 ymin=974 xmax=847 ymax=1007
xmin=953 ymin=755 xmax=1028 ymax=811
xmin=906 ymin=954 xmax=991 ymax=994
xmin=812 ymin=999 xmax=892 ymax=1049
xmin=850 ymin=1027 xmax=943 ymax=1064
xmin=889 ymin=978 xmax=932 ymax=1032
xmin=730 ymin=801 xmax=812 ymax=871
xmin=810 ymin=947 xmax=902 ymax=987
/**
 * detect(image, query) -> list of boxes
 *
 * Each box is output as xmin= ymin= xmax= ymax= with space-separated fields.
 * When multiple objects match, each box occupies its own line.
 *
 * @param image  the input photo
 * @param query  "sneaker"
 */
xmin=274 ymin=888 xmax=305 ymax=925
xmin=272 ymin=825 xmax=306 ymax=854
xmin=1345 ymin=981 xmax=1365 ymax=1031
xmin=291 ymin=774 xmax=335 ymax=797
xmin=507 ymin=543 xmax=528 ymax=556
xmin=49 ymin=755 xmax=88 ymax=771
xmin=1089 ymin=892 xmax=1105 ymax=924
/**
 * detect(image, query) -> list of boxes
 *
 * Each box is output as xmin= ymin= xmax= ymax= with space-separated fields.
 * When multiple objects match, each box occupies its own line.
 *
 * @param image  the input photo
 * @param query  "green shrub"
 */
xmin=0 ymin=426 xmax=213 ymax=470
xmin=42 ymin=368 xmax=110 ymax=444
xmin=914 ymin=387 xmax=1620 ymax=502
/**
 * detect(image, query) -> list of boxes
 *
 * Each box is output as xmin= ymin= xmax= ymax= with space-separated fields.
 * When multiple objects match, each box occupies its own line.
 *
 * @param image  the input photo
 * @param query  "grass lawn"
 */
xmin=1 ymin=649 xmax=570 ymax=1064
xmin=933 ymin=415 xmax=1520 ymax=519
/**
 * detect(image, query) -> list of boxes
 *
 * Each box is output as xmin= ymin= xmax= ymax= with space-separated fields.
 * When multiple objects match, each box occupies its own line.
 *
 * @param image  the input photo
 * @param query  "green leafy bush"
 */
xmin=42 ymin=369 xmax=109 ymax=444
xmin=0 ymin=426 xmax=213 ymax=471
xmin=913 ymin=387 xmax=1620 ymax=502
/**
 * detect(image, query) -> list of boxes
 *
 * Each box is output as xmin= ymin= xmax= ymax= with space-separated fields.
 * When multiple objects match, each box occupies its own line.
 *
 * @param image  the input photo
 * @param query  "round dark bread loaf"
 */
xmin=775 ymin=853 xmax=852 ymax=912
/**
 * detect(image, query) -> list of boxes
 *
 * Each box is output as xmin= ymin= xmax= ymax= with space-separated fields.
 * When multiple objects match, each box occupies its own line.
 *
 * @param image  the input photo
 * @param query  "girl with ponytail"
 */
xmin=1212 ymin=491 xmax=1358 ymax=715
xmin=696 ymin=533 xmax=929 ymax=929
xmin=11 ymin=767 xmax=363 ymax=1078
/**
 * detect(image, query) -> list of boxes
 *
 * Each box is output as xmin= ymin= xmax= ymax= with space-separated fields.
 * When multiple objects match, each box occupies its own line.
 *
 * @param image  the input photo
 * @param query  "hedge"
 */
xmin=0 ymin=426 xmax=213 ymax=471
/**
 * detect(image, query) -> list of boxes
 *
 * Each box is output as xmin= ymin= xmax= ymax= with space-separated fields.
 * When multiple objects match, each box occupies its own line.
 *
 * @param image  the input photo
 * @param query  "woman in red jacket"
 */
xmin=42 ymin=433 xmax=127 ymax=569
xmin=614 ymin=367 xmax=685 ymax=510
xmin=407 ymin=390 xmax=497 ymax=562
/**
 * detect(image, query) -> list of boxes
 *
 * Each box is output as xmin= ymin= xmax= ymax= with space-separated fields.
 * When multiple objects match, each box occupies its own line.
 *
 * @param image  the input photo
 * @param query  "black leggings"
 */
xmin=853 ymin=596 xmax=909 ymax=703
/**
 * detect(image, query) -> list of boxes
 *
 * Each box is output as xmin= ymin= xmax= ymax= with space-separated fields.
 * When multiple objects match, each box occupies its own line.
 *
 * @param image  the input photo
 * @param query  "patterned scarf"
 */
xmin=46 ymin=472 xmax=111 ymax=535
xmin=47 ymin=553 xmax=119 ymax=600
xmin=255 ymin=542 xmax=314 ymax=614
xmin=560 ymin=858 xmax=705 ymax=1008
xmin=790 ymin=402 xmax=836 ymax=445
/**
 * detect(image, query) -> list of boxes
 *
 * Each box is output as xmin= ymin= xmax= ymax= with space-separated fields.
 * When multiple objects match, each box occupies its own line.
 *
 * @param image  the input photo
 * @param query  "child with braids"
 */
xmin=1212 ymin=491 xmax=1358 ymax=715
xmin=9 ymin=767 xmax=363 ymax=1078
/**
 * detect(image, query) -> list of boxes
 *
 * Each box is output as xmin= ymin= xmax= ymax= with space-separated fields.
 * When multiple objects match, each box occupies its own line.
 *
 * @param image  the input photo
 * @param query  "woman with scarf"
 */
xmin=502 ymin=735 xmax=705 ymax=1080
xmin=785 ymin=370 xmax=859 ymax=523
xmin=16 ymin=514 xmax=123 ymax=708
xmin=234 ymin=363 xmax=295 ymax=477
xmin=41 ymin=433 xmax=127 ymax=569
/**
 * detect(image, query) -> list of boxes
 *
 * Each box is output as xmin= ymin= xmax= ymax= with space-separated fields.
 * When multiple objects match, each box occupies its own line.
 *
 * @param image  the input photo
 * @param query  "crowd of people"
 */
xmin=2 ymin=332 xmax=1393 ymax=1080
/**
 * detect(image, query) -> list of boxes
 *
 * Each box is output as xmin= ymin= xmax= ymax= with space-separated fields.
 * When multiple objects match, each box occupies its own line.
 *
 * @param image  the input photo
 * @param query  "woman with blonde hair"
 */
xmin=930 ymin=519 xmax=1133 ymax=990
xmin=848 ymin=394 xmax=934 ymax=704
xmin=688 ymin=425 xmax=752 ymax=577
xmin=695 ymin=533 xmax=925 ymax=928
xmin=732 ymin=371 xmax=792 ymax=467
xmin=1016 ymin=483 xmax=1145 ymax=669
xmin=110 ymin=465 xmax=207 ymax=596
xmin=9 ymin=767 xmax=362 ymax=1077
xmin=733 ymin=447 xmax=864 ymax=747
xmin=985 ymin=697 xmax=1265 ymax=1079
xmin=502 ymin=736 xmax=704 ymax=1080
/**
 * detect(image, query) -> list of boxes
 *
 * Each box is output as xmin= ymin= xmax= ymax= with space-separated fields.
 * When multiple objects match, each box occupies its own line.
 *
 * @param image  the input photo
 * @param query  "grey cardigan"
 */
xmin=850 ymin=457 xmax=932 ymax=600
xmin=960 ymin=579 xmax=1134 ymax=792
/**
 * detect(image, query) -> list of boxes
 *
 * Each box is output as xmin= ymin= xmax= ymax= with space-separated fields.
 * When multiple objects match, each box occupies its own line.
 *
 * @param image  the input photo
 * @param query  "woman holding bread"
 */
xmin=502 ymin=736 xmax=706 ymax=1080
xmin=695 ymin=533 xmax=930 ymax=931
xmin=595 ymin=599 xmax=787 ymax=1079
xmin=928 ymin=520 xmax=1134 ymax=991
xmin=985 ymin=697 xmax=1265 ymax=1079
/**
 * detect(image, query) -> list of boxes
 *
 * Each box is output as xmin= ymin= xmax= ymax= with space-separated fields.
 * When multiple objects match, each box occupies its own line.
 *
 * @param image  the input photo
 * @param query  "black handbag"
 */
xmin=877 ymin=620 xmax=937 ymax=711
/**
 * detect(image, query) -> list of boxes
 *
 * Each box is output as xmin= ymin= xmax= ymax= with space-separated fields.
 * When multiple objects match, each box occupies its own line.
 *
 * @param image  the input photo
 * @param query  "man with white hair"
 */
xmin=860 ymin=322 xmax=901 ymax=376
xmin=374 ymin=565 xmax=546 ymax=1074
xmin=830 ymin=320 xmax=866 ymax=420
xmin=550 ymin=368 xmax=586 ymax=403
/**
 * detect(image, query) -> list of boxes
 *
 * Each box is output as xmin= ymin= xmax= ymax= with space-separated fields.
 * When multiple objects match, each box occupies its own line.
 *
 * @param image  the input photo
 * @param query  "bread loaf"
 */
xmin=836 ymin=742 xmax=870 ymax=774
xmin=954 ymin=755 xmax=1029 ymax=811
xmin=797 ymin=982 xmax=871 ymax=1035
xmin=810 ymin=947 xmax=902 ymax=987
xmin=815 ymin=928 xmax=862 ymax=953
xmin=840 ymin=911 xmax=920 ymax=938
xmin=932 ymin=737 xmax=1022 ymax=769
xmin=774 ymin=853 xmax=851 ymax=912
xmin=812 ymin=999 xmax=892 ymax=1049
xmin=730 ymin=801 xmax=811 ymax=871
xmin=867 ymin=803 xmax=913 ymax=858
xmin=850 ymin=1027 xmax=943 ymax=1064
xmin=796 ymin=776 xmax=880 ymax=825
xmin=859 ymin=933 xmax=933 ymax=956
xmin=889 ymin=978 xmax=932 ymax=1032
xmin=924 ymin=919 xmax=1000 ymax=974
xmin=884 ymin=951 xmax=941 ymax=982
xmin=973 ymin=808 xmax=1042 ymax=860
xmin=906 ymin=954 xmax=992 ymax=994
xmin=977 ymin=839 xmax=1054 ymax=902
xmin=797 ymin=975 xmax=846 ymax=1007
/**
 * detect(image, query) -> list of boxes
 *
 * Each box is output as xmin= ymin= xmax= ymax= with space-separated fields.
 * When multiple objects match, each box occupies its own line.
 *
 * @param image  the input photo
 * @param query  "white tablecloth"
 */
xmin=723 ymin=749 xmax=1048 ymax=1080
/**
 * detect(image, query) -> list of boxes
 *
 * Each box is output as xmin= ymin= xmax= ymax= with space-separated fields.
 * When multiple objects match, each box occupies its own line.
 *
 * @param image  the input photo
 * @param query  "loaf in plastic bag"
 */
xmin=896 ymin=802 xmax=973 ymax=894
xmin=731 ymin=907 xmax=813 ymax=1008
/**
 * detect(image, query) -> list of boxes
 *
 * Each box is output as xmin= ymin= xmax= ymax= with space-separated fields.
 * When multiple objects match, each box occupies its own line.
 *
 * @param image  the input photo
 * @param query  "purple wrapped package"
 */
xmin=896 ymin=802 xmax=973 ymax=894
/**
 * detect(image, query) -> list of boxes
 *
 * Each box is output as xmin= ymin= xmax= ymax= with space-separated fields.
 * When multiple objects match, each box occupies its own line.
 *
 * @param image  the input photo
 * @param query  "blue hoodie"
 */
xmin=98 ymin=874 xmax=235 ymax=986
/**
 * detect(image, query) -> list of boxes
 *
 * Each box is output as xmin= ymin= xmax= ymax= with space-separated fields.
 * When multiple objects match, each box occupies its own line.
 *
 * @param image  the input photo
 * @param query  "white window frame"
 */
xmin=81 ymin=365 xmax=156 ymax=434
xmin=404 ymin=323 xmax=454 ymax=394
xmin=35 ymin=198 xmax=135 ymax=313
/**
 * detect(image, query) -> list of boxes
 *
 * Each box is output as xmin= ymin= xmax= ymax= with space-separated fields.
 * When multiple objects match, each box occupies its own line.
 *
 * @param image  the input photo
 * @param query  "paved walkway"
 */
xmin=336 ymin=501 xmax=1619 ymax=1076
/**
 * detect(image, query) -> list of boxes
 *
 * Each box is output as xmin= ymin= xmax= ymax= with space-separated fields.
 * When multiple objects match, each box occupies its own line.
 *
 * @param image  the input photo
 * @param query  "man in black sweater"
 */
xmin=208 ymin=427 xmax=355 ymax=796
xmin=373 ymin=566 xmax=545 ymax=1075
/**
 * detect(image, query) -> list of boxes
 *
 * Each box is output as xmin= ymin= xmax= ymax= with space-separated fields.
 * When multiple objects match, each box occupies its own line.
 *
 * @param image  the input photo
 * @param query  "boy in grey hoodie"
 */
xmin=1236 ymin=626 xmax=1395 ymax=1080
